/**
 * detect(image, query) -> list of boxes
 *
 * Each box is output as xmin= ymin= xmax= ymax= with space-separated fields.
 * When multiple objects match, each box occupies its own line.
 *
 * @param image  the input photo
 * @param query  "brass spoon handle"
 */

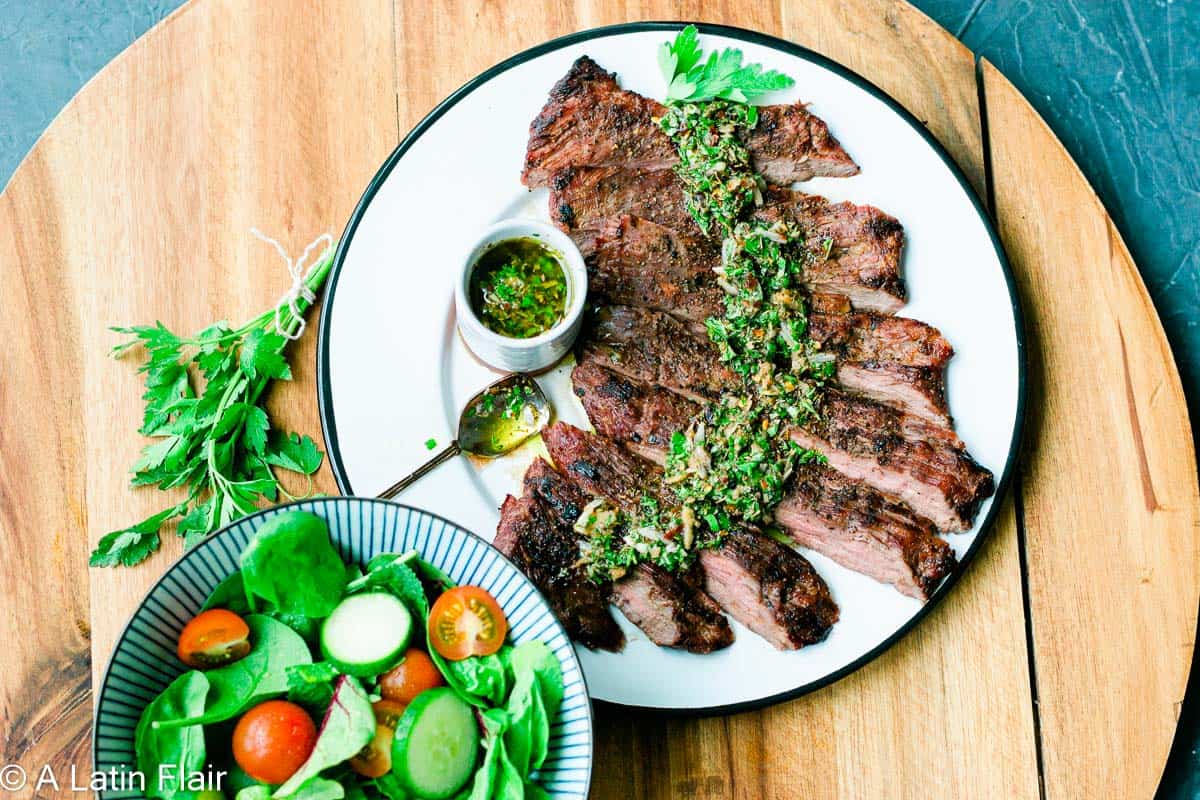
xmin=377 ymin=441 xmax=463 ymax=500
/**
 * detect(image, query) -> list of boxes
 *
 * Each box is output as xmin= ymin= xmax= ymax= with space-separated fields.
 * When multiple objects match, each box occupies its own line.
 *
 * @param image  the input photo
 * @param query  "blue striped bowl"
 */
xmin=92 ymin=498 xmax=593 ymax=799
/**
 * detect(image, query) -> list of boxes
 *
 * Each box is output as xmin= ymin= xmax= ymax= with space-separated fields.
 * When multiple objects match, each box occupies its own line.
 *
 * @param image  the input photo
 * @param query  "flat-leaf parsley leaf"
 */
xmin=658 ymin=25 xmax=794 ymax=104
xmin=90 ymin=244 xmax=335 ymax=568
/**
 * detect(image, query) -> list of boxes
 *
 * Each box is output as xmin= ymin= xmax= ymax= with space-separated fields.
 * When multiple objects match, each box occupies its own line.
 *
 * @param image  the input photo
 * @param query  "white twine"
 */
xmin=250 ymin=228 xmax=334 ymax=340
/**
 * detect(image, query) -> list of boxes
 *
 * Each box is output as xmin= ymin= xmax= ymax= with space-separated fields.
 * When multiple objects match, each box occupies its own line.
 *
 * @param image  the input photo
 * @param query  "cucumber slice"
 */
xmin=392 ymin=688 xmax=480 ymax=799
xmin=319 ymin=592 xmax=412 ymax=677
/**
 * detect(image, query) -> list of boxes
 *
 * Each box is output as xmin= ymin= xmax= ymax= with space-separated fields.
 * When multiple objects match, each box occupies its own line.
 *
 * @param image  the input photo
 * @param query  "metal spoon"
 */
xmin=377 ymin=373 xmax=553 ymax=499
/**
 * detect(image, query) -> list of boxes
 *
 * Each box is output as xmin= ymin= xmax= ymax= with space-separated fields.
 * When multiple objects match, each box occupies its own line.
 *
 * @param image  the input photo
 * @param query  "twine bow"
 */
xmin=250 ymin=227 xmax=334 ymax=340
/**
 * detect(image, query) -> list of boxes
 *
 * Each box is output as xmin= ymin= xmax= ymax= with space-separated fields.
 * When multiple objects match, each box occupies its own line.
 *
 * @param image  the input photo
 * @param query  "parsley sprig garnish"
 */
xmin=658 ymin=25 xmax=795 ymax=104
xmin=90 ymin=248 xmax=334 ymax=567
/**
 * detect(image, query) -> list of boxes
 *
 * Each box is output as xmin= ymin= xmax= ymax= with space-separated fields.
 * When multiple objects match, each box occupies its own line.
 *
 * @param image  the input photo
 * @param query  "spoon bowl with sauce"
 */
xmin=378 ymin=373 xmax=552 ymax=499
xmin=455 ymin=219 xmax=587 ymax=373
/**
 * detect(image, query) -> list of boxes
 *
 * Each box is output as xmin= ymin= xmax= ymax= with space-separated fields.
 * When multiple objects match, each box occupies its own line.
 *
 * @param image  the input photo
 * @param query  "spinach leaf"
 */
xmin=240 ymin=511 xmax=347 ymax=618
xmin=235 ymin=788 xmax=272 ymax=800
xmin=156 ymin=615 xmax=311 ymax=729
xmin=365 ymin=774 xmax=408 ymax=800
xmin=503 ymin=642 xmax=563 ymax=777
xmin=412 ymin=557 xmax=456 ymax=592
xmin=267 ymin=609 xmax=321 ymax=643
xmin=202 ymin=571 xmax=251 ymax=614
xmin=286 ymin=662 xmax=341 ymax=713
xmin=276 ymin=777 xmax=346 ymax=800
xmin=135 ymin=671 xmax=210 ymax=800
xmin=275 ymin=676 xmax=375 ymax=798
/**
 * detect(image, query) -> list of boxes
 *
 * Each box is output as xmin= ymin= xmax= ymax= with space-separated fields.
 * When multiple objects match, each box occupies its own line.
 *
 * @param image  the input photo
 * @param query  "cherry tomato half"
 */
xmin=349 ymin=700 xmax=408 ymax=778
xmin=428 ymin=586 xmax=508 ymax=661
xmin=379 ymin=648 xmax=445 ymax=704
xmin=232 ymin=700 xmax=317 ymax=785
xmin=177 ymin=609 xmax=251 ymax=669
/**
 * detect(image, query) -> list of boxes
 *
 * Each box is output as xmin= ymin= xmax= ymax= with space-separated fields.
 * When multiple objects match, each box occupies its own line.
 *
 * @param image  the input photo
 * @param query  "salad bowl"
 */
xmin=91 ymin=497 xmax=593 ymax=799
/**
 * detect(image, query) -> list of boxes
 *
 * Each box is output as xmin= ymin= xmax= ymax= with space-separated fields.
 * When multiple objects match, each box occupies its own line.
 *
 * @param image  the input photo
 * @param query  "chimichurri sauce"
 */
xmin=469 ymin=238 xmax=567 ymax=339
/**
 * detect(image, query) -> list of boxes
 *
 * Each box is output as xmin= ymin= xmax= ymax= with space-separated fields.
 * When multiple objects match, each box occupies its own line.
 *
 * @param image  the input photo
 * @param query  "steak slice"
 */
xmin=571 ymin=359 xmax=698 ymax=464
xmin=523 ymin=56 xmax=858 ymax=188
xmin=574 ymin=216 xmax=724 ymax=328
xmin=755 ymin=187 xmax=906 ymax=313
xmin=834 ymin=362 xmax=950 ymax=427
xmin=579 ymin=309 xmax=993 ymax=531
xmin=523 ymin=458 xmax=733 ymax=653
xmin=551 ymin=167 xmax=694 ymax=233
xmin=542 ymin=422 xmax=838 ymax=649
xmin=583 ymin=304 xmax=951 ymax=424
xmin=572 ymin=361 xmax=956 ymax=599
xmin=809 ymin=311 xmax=954 ymax=426
xmin=697 ymin=531 xmax=838 ymax=649
xmin=553 ymin=170 xmax=906 ymax=313
xmin=809 ymin=311 xmax=952 ymax=367
xmin=790 ymin=390 xmax=993 ymax=532
xmin=581 ymin=305 xmax=735 ymax=404
xmin=775 ymin=465 xmax=956 ymax=600
xmin=494 ymin=494 xmax=625 ymax=651
xmin=612 ymin=562 xmax=735 ymax=654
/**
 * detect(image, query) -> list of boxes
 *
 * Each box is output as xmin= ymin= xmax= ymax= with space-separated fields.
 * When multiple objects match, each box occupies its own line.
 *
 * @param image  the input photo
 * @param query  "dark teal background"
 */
xmin=1 ymin=2 xmax=1196 ymax=795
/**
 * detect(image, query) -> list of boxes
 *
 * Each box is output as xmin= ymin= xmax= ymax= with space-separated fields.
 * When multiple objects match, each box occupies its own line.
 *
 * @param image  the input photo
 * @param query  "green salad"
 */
xmin=136 ymin=511 xmax=565 ymax=800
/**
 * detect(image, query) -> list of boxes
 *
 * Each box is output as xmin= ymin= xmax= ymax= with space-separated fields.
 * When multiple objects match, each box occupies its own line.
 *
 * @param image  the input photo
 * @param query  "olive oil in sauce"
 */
xmin=459 ymin=376 xmax=551 ymax=458
xmin=469 ymin=237 xmax=568 ymax=339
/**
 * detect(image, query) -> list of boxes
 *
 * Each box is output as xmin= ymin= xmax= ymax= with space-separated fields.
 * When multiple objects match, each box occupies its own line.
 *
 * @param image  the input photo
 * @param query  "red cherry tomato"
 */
xmin=428 ymin=586 xmax=508 ymax=661
xmin=379 ymin=648 xmax=445 ymax=704
xmin=177 ymin=609 xmax=251 ymax=669
xmin=349 ymin=700 xmax=408 ymax=778
xmin=232 ymin=701 xmax=317 ymax=785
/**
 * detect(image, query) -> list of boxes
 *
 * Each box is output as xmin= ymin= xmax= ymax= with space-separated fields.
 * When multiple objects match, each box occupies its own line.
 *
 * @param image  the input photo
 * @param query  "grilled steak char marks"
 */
xmin=756 ymin=188 xmax=906 ymax=313
xmin=523 ymin=57 xmax=677 ymax=189
xmin=523 ymin=458 xmax=734 ymax=654
xmin=542 ymin=422 xmax=838 ymax=649
xmin=572 ymin=360 xmax=957 ymax=600
xmin=791 ymin=390 xmax=993 ymax=532
xmin=494 ymin=494 xmax=625 ymax=651
xmin=582 ymin=305 xmax=735 ymax=404
xmin=551 ymin=166 xmax=906 ymax=314
xmin=775 ymin=466 xmax=956 ymax=600
xmin=575 ymin=215 xmax=724 ymax=327
xmin=579 ymin=307 xmax=993 ymax=531
xmin=584 ymin=303 xmax=953 ymax=425
xmin=571 ymin=359 xmax=698 ymax=463
xmin=523 ymin=56 xmax=858 ymax=189
xmin=551 ymin=167 xmax=694 ymax=234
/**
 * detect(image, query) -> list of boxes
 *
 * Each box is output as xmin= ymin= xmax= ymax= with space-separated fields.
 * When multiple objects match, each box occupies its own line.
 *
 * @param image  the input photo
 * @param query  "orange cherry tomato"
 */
xmin=349 ymin=703 xmax=403 ymax=778
xmin=232 ymin=700 xmax=317 ymax=785
xmin=428 ymin=586 xmax=508 ymax=661
xmin=378 ymin=648 xmax=445 ymax=704
xmin=349 ymin=700 xmax=407 ymax=778
xmin=177 ymin=609 xmax=251 ymax=669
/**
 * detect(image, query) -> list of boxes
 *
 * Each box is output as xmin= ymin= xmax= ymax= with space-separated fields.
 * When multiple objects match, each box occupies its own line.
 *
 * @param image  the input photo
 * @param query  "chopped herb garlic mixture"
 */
xmin=576 ymin=99 xmax=830 ymax=584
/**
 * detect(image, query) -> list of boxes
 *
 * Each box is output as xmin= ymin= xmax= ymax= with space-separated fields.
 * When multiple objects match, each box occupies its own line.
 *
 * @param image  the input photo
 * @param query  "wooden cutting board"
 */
xmin=1 ymin=1 xmax=1195 ymax=798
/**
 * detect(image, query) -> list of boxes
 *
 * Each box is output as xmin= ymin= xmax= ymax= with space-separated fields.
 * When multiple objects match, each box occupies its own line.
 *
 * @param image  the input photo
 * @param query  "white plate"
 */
xmin=317 ymin=23 xmax=1025 ymax=713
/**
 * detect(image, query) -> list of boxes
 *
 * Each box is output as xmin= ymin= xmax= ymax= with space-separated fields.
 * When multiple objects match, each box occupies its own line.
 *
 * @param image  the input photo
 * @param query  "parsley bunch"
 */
xmin=658 ymin=25 xmax=795 ymax=104
xmin=90 ymin=249 xmax=334 ymax=567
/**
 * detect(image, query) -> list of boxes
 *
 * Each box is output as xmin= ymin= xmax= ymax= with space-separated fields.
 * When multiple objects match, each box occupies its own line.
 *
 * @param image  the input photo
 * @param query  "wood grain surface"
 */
xmin=0 ymin=1 xmax=1194 ymax=799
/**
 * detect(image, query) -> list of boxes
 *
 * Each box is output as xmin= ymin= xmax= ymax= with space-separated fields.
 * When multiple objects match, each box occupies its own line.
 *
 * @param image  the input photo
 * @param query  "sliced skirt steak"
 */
xmin=494 ymin=493 xmax=625 ymax=651
xmin=542 ymin=422 xmax=838 ymax=649
xmin=571 ymin=361 xmax=957 ymax=599
xmin=522 ymin=458 xmax=733 ymax=653
xmin=523 ymin=56 xmax=858 ymax=188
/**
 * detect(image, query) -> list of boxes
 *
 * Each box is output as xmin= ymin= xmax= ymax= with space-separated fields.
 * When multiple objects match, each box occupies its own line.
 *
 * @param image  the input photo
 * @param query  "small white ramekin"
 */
xmin=455 ymin=219 xmax=588 ymax=373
